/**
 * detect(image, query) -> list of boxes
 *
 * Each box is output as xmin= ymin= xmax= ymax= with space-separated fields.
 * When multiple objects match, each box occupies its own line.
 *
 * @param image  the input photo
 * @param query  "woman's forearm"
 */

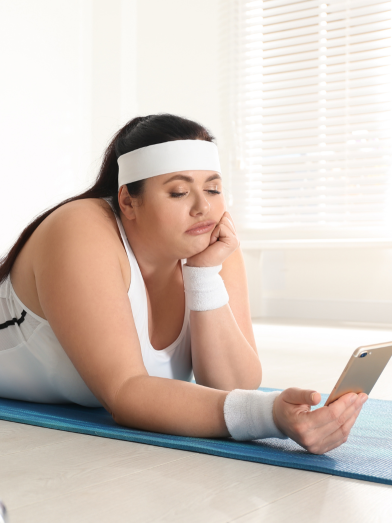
xmin=189 ymin=304 xmax=262 ymax=391
xmin=112 ymin=375 xmax=230 ymax=438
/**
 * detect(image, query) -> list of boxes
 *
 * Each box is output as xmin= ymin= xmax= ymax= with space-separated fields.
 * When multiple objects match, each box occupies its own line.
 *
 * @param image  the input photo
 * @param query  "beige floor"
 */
xmin=1 ymin=320 xmax=392 ymax=523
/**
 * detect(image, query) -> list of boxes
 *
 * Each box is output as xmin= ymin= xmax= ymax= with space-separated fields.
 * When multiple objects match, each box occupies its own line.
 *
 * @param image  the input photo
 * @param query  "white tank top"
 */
xmin=0 ymin=198 xmax=192 ymax=407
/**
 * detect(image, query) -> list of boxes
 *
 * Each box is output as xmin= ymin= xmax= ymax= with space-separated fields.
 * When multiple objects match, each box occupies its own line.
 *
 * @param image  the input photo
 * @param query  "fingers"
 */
xmin=308 ymin=398 xmax=365 ymax=454
xmin=311 ymin=392 xmax=367 ymax=432
xmin=214 ymin=215 xmax=240 ymax=251
xmin=223 ymin=211 xmax=236 ymax=232
xmin=282 ymin=391 xmax=368 ymax=454
xmin=221 ymin=218 xmax=235 ymax=236
xmin=302 ymin=394 xmax=367 ymax=454
xmin=209 ymin=233 xmax=219 ymax=245
xmin=210 ymin=225 xmax=220 ymax=243
xmin=220 ymin=212 xmax=236 ymax=234
xmin=281 ymin=387 xmax=321 ymax=407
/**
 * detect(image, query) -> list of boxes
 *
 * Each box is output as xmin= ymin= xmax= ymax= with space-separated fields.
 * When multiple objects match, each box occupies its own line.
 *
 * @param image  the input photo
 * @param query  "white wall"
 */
xmin=0 ymin=0 xmax=91 ymax=254
xmin=243 ymin=246 xmax=392 ymax=325
xmin=0 ymin=0 xmax=137 ymax=257
xmin=135 ymin=0 xmax=228 ymax=179
xmin=90 ymin=0 xmax=138 ymax=173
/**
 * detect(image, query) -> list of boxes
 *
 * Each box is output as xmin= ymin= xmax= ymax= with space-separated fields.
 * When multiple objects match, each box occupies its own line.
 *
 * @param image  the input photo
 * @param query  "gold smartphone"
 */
xmin=324 ymin=341 xmax=392 ymax=406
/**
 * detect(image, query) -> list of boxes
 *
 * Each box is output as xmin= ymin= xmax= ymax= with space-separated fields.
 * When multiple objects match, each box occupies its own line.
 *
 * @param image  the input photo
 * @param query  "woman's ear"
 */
xmin=118 ymin=186 xmax=137 ymax=220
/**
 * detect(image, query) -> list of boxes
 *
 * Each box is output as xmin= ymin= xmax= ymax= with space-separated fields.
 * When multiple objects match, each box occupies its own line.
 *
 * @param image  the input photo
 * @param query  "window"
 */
xmin=222 ymin=0 xmax=392 ymax=237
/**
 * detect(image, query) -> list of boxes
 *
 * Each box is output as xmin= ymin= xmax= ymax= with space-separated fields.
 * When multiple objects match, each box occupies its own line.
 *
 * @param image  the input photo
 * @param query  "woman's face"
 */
xmin=123 ymin=170 xmax=226 ymax=261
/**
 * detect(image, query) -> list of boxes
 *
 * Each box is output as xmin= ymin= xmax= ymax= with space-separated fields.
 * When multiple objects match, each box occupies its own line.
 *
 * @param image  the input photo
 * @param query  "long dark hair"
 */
xmin=0 ymin=113 xmax=215 ymax=284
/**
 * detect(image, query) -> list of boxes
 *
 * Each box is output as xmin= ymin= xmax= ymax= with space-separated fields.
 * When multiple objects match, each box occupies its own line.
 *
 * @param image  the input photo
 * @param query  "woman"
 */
xmin=0 ymin=114 xmax=367 ymax=453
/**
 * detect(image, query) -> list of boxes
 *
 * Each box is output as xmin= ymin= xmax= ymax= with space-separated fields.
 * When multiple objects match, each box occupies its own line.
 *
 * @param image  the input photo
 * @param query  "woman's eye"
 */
xmin=170 ymin=190 xmax=221 ymax=198
xmin=170 ymin=192 xmax=187 ymax=198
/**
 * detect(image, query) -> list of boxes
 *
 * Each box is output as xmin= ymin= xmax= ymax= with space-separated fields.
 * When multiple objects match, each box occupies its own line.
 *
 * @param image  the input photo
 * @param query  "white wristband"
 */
xmin=182 ymin=264 xmax=229 ymax=311
xmin=223 ymin=389 xmax=288 ymax=441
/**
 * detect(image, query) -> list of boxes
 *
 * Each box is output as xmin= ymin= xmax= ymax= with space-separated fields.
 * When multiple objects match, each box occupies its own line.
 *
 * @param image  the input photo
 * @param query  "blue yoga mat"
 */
xmin=0 ymin=387 xmax=391 ymax=486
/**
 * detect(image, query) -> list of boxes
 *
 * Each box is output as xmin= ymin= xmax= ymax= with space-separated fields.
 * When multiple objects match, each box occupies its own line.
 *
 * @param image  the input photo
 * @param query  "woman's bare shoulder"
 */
xmin=10 ymin=198 xmax=128 ymax=321
xmin=33 ymin=198 xmax=124 ymax=256
xmin=40 ymin=197 xmax=117 ymax=230
xmin=35 ymin=196 xmax=129 ymax=280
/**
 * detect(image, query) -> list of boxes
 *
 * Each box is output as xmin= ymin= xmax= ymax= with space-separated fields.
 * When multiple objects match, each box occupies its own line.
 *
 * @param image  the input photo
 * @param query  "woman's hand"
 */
xmin=273 ymin=388 xmax=368 ymax=454
xmin=186 ymin=211 xmax=240 ymax=267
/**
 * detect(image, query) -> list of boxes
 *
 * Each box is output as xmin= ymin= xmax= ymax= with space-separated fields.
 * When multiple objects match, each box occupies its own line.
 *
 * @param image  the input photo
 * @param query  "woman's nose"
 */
xmin=192 ymin=192 xmax=211 ymax=214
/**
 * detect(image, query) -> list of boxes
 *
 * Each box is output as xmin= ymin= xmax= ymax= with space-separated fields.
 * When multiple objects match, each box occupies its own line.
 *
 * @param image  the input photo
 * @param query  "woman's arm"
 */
xmin=111 ymin=374 xmax=366 ymax=454
xmin=186 ymin=217 xmax=261 ymax=391
xmin=189 ymin=299 xmax=262 ymax=391
xmin=112 ymin=375 xmax=230 ymax=437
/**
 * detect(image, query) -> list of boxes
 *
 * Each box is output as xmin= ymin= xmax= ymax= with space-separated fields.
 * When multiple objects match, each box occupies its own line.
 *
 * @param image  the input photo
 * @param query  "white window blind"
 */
xmin=223 ymin=0 xmax=392 ymax=235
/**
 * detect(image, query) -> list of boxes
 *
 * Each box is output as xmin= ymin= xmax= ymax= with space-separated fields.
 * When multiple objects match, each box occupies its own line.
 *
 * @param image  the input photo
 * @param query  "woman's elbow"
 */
xmin=242 ymin=363 xmax=262 ymax=390
xmin=229 ymin=361 xmax=262 ymax=391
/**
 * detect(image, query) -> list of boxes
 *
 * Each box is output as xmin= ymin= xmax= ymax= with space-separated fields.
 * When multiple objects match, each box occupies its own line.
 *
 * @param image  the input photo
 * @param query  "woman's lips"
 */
xmin=185 ymin=222 xmax=216 ymax=235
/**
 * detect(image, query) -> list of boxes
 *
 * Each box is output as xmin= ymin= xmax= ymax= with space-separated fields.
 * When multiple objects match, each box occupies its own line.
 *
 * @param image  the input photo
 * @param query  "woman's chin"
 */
xmin=188 ymin=242 xmax=210 ymax=256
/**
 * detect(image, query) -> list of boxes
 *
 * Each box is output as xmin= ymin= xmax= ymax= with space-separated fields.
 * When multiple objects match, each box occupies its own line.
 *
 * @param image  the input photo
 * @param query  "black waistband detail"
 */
xmin=0 ymin=309 xmax=27 ymax=330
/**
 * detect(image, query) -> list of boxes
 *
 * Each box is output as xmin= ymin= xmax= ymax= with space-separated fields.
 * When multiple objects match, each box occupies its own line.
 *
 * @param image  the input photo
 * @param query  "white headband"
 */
xmin=117 ymin=139 xmax=221 ymax=187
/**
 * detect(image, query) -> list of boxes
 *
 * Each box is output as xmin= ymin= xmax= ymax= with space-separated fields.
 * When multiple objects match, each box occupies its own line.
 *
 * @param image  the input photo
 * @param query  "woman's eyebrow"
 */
xmin=163 ymin=173 xmax=222 ymax=185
